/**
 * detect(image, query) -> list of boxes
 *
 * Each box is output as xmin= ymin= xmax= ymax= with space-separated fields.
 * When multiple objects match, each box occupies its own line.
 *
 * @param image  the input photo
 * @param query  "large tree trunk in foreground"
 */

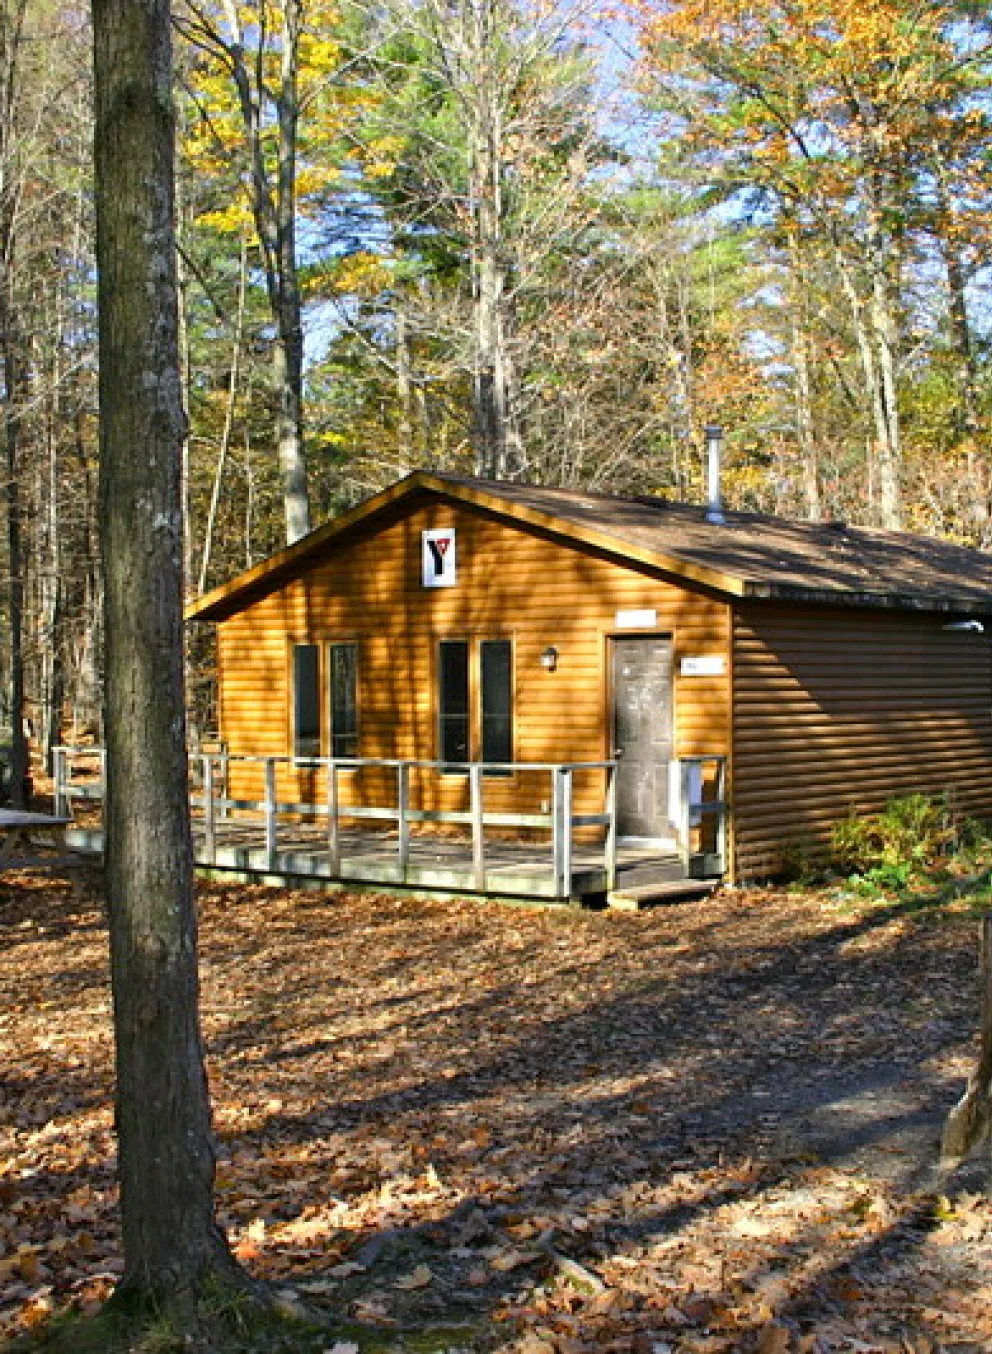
xmin=92 ymin=0 xmax=242 ymax=1305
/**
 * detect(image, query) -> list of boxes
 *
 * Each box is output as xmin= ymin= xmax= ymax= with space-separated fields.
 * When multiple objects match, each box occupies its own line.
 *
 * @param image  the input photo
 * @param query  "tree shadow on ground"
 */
xmin=3 ymin=879 xmax=990 ymax=1349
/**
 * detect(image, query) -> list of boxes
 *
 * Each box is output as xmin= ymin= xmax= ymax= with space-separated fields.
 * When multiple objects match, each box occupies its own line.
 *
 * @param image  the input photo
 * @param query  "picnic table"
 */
xmin=0 ymin=808 xmax=89 ymax=892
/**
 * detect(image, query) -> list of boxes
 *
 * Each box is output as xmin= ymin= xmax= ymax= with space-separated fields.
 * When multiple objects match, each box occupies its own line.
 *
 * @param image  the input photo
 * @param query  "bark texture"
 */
xmin=0 ymin=0 xmax=29 ymax=807
xmin=92 ymin=0 xmax=241 ymax=1301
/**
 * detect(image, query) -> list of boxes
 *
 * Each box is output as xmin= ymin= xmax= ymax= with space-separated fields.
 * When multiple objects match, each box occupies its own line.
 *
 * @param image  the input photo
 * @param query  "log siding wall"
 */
xmin=214 ymin=498 xmax=733 ymax=822
xmin=732 ymin=604 xmax=992 ymax=879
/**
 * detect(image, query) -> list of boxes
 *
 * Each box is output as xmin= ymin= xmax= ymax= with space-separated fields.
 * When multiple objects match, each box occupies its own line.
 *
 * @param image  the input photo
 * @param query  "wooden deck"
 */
xmin=63 ymin=819 xmax=711 ymax=904
xmin=55 ymin=747 xmax=726 ymax=906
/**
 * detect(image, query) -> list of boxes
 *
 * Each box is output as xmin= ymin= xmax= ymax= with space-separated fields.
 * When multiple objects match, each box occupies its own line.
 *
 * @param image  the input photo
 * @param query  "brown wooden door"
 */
xmin=611 ymin=637 xmax=674 ymax=839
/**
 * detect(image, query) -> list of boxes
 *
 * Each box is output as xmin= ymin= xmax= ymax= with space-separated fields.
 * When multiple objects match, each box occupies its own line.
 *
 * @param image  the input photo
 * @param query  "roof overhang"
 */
xmin=741 ymin=582 xmax=992 ymax=614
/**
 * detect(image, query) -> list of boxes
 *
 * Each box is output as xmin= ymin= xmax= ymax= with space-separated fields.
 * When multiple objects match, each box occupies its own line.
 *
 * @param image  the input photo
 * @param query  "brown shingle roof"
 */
xmin=186 ymin=471 xmax=992 ymax=621
xmin=440 ymin=475 xmax=992 ymax=611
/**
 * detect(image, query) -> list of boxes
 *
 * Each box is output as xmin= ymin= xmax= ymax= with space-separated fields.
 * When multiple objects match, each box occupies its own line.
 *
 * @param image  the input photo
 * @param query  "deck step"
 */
xmin=607 ymin=877 xmax=719 ymax=910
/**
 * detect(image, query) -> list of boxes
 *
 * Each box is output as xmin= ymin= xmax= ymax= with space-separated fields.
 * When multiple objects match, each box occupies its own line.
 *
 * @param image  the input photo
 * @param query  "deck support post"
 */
xmin=561 ymin=768 xmax=573 ymax=901
xmin=470 ymin=763 xmax=485 ymax=891
xmin=53 ymin=747 xmax=67 ymax=819
xmin=605 ymin=762 xmax=617 ymax=892
xmin=551 ymin=767 xmax=562 ymax=896
xmin=218 ymin=751 xmax=229 ymax=821
xmin=397 ymin=762 xmax=410 ymax=878
xmin=715 ymin=758 xmax=727 ymax=875
xmin=678 ymin=759 xmax=691 ymax=874
xmin=264 ymin=757 xmax=277 ymax=868
xmin=327 ymin=761 xmax=340 ymax=876
xmin=203 ymin=755 xmax=216 ymax=861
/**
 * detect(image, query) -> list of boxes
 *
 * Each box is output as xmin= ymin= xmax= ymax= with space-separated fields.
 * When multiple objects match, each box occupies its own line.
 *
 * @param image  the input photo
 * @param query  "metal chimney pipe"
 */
xmin=704 ymin=424 xmax=725 ymax=524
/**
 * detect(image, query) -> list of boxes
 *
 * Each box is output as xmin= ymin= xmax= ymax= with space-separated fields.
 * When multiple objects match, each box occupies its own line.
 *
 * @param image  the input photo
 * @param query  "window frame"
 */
xmin=327 ymin=641 xmax=360 ymax=760
xmin=480 ymin=638 xmax=513 ymax=776
xmin=436 ymin=637 xmax=515 ymax=774
xmin=292 ymin=642 xmax=321 ymax=760
xmin=438 ymin=638 xmax=471 ymax=773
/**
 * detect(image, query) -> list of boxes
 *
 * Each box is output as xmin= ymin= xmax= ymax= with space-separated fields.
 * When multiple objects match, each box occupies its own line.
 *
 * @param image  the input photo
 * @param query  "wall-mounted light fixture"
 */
xmin=943 ymin=619 xmax=985 ymax=633
xmin=540 ymin=645 xmax=559 ymax=672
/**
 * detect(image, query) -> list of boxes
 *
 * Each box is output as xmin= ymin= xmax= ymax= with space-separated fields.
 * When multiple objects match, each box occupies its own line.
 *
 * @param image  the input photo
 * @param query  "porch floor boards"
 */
xmin=64 ymin=815 xmax=691 ymax=903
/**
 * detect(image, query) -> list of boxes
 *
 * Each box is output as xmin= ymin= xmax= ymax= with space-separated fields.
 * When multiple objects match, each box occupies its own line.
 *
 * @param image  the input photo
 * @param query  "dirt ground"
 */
xmin=2 ymin=874 xmax=992 ymax=1351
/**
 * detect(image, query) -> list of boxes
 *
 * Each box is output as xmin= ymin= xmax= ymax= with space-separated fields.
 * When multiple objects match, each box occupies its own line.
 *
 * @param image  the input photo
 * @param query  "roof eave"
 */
xmin=743 ymin=581 xmax=992 ymax=614
xmin=184 ymin=472 xmax=430 ymax=621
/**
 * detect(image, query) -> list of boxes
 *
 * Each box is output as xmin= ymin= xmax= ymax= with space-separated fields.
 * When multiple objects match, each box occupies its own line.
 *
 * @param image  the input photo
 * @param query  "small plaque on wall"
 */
xmin=680 ymin=655 xmax=725 ymax=676
xmin=615 ymin=608 xmax=657 ymax=629
xmin=422 ymin=528 xmax=457 ymax=587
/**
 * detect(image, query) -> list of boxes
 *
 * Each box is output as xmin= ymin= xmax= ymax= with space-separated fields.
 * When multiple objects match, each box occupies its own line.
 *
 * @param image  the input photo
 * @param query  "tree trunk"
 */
xmin=212 ymin=0 xmax=310 ymax=545
xmin=92 ymin=0 xmax=244 ymax=1307
xmin=831 ymin=236 xmax=899 ymax=527
xmin=787 ymin=224 xmax=821 ymax=522
xmin=199 ymin=232 xmax=248 ymax=596
xmin=466 ymin=0 xmax=514 ymax=481
xmin=862 ymin=161 xmax=902 ymax=529
xmin=42 ymin=352 xmax=64 ymax=771
xmin=395 ymin=299 xmax=414 ymax=474
xmin=1 ymin=301 xmax=28 ymax=807
xmin=932 ymin=148 xmax=979 ymax=448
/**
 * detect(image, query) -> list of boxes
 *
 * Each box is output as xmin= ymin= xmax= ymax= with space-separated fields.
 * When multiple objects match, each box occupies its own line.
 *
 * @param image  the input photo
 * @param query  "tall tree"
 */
xmin=363 ymin=0 xmax=611 ymax=480
xmin=0 ymin=0 xmax=31 ymax=804
xmin=634 ymin=0 xmax=992 ymax=528
xmin=175 ymin=0 xmax=364 ymax=544
xmin=92 ymin=0 xmax=244 ymax=1313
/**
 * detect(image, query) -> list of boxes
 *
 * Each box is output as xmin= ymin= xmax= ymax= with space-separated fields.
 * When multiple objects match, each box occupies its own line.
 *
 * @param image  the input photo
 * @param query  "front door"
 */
xmin=611 ymin=637 xmax=674 ymax=840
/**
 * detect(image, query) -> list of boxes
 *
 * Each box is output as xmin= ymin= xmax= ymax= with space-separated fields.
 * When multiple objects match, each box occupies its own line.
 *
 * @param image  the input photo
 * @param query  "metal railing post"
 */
xmin=561 ymin=767 xmax=573 ymax=900
xmin=53 ymin=747 xmax=67 ymax=819
xmin=605 ymin=762 xmax=617 ymax=892
xmin=264 ymin=757 xmax=278 ymax=868
xmin=327 ymin=761 xmax=340 ymax=876
xmin=716 ymin=757 xmax=727 ymax=874
xmin=551 ymin=767 xmax=563 ymax=896
xmin=679 ymin=758 xmax=691 ymax=873
xmin=203 ymin=755 xmax=216 ymax=861
xmin=397 ymin=762 xmax=410 ymax=877
xmin=470 ymin=763 xmax=485 ymax=891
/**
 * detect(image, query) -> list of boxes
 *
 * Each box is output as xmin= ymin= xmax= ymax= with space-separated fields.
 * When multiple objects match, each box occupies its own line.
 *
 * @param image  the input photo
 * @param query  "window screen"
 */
xmin=481 ymin=639 xmax=512 ymax=773
xmin=293 ymin=644 xmax=320 ymax=757
xmin=329 ymin=643 xmax=359 ymax=758
xmin=439 ymin=640 xmax=469 ymax=769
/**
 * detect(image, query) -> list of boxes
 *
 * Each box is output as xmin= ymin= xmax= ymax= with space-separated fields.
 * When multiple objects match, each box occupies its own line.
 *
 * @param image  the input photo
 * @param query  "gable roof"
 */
xmin=186 ymin=470 xmax=992 ymax=622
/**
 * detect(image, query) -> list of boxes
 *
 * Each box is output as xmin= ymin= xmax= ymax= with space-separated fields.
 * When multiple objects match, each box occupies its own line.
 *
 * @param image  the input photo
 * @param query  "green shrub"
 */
xmin=830 ymin=794 xmax=957 ymax=876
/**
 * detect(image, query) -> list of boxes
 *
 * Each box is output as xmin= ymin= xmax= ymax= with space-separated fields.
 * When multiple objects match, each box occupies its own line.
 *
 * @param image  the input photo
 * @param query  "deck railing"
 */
xmin=678 ymin=755 xmax=728 ymax=877
xmin=54 ymin=747 xmax=619 ymax=900
xmin=53 ymin=747 xmax=727 ymax=896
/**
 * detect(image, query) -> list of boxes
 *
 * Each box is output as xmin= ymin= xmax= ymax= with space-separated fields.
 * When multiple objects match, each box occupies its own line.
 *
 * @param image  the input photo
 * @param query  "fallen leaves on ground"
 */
xmin=1 ymin=874 xmax=991 ymax=1351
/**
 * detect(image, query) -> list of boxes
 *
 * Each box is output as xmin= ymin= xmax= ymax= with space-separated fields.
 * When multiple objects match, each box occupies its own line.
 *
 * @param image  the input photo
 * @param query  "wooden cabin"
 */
xmin=184 ymin=471 xmax=992 ymax=889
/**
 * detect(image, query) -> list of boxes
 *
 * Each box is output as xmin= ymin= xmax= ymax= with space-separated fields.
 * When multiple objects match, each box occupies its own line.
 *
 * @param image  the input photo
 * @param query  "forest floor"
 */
xmin=2 ymin=872 xmax=992 ymax=1352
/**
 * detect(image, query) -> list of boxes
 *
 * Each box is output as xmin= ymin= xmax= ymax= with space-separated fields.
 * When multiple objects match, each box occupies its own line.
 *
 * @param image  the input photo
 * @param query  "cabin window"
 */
xmin=293 ymin=644 xmax=320 ymax=758
xmin=439 ymin=640 xmax=470 ymax=769
xmin=480 ymin=639 xmax=513 ymax=774
xmin=329 ymin=642 xmax=359 ymax=758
